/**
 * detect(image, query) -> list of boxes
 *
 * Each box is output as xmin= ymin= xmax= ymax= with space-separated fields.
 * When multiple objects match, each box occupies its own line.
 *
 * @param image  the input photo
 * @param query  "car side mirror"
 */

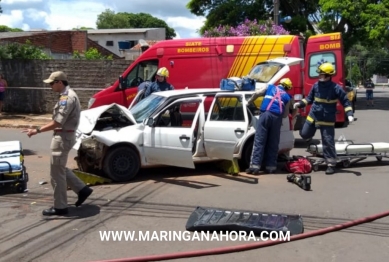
xmin=146 ymin=117 xmax=155 ymax=127
xmin=119 ymin=75 xmax=127 ymax=90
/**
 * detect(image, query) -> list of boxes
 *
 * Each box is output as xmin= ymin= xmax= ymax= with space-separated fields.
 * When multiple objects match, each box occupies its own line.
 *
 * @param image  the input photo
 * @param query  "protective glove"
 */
xmin=293 ymin=102 xmax=300 ymax=109
xmin=348 ymin=116 xmax=354 ymax=122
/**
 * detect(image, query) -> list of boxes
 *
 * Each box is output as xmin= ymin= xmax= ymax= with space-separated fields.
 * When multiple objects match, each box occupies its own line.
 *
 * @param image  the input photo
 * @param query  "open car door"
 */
xmin=143 ymin=97 xmax=205 ymax=168
xmin=203 ymin=93 xmax=249 ymax=160
xmin=247 ymin=57 xmax=304 ymax=90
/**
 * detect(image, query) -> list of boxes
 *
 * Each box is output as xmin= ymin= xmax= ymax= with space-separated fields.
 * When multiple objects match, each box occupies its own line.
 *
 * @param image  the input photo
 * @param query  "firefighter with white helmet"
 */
xmin=144 ymin=67 xmax=174 ymax=97
xmin=294 ymin=62 xmax=354 ymax=175
xmin=246 ymin=78 xmax=293 ymax=175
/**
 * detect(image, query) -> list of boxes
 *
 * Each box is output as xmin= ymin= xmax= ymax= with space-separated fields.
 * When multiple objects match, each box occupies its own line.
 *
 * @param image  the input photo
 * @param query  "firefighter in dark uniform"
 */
xmin=22 ymin=71 xmax=93 ymax=216
xmin=144 ymin=67 xmax=174 ymax=98
xmin=246 ymin=78 xmax=293 ymax=175
xmin=294 ymin=62 xmax=354 ymax=175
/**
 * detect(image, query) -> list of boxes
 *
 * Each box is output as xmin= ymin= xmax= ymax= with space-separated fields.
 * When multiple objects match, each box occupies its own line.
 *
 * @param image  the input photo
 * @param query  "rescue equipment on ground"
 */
xmin=0 ymin=140 xmax=29 ymax=193
xmin=220 ymin=77 xmax=255 ymax=91
xmin=306 ymin=138 xmax=389 ymax=171
xmin=287 ymin=173 xmax=311 ymax=191
xmin=216 ymin=159 xmax=240 ymax=175
xmin=73 ymin=169 xmax=112 ymax=185
xmin=186 ymin=206 xmax=304 ymax=236
xmin=284 ymin=155 xmax=312 ymax=174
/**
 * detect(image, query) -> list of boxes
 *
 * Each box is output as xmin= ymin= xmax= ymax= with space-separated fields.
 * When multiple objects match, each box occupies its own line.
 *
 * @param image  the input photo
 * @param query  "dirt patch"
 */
xmin=0 ymin=114 xmax=50 ymax=128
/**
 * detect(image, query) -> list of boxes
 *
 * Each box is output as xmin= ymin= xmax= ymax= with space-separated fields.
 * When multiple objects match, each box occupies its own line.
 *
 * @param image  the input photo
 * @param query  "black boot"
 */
xmin=325 ymin=166 xmax=335 ymax=175
xmin=75 ymin=186 xmax=93 ymax=207
xmin=42 ymin=207 xmax=68 ymax=216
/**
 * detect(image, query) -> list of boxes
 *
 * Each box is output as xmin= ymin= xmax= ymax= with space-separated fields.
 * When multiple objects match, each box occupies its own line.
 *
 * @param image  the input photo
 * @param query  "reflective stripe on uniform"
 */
xmin=314 ymin=97 xmax=337 ymax=103
xmin=307 ymin=115 xmax=335 ymax=126
xmin=264 ymin=95 xmax=285 ymax=104
xmin=302 ymin=99 xmax=308 ymax=105
xmin=344 ymin=106 xmax=352 ymax=112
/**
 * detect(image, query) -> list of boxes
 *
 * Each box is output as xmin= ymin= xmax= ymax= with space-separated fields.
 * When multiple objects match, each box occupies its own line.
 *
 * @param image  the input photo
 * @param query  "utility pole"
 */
xmin=274 ymin=0 xmax=280 ymax=25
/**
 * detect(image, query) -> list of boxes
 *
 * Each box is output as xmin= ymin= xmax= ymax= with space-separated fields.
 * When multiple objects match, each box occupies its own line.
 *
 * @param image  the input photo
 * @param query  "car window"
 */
xmin=156 ymin=101 xmax=200 ymax=128
xmin=210 ymin=96 xmax=245 ymax=121
xmin=129 ymin=94 xmax=166 ymax=123
xmin=247 ymin=63 xmax=283 ymax=83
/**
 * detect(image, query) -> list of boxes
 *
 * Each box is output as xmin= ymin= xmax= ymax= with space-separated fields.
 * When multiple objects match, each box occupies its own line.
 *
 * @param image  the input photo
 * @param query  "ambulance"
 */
xmin=87 ymin=32 xmax=347 ymax=129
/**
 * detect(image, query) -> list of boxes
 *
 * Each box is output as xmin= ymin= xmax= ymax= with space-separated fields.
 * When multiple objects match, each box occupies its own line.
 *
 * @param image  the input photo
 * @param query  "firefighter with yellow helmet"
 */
xmin=246 ymin=78 xmax=293 ymax=175
xmin=144 ymin=67 xmax=174 ymax=97
xmin=294 ymin=62 xmax=354 ymax=175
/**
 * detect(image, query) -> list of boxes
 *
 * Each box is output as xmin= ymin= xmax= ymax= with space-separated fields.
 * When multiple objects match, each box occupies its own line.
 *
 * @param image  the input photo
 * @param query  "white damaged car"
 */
xmin=73 ymin=57 xmax=301 ymax=182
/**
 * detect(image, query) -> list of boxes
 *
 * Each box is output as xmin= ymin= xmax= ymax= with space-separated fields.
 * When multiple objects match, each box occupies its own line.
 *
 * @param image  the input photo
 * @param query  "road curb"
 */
xmin=0 ymin=123 xmax=43 ymax=129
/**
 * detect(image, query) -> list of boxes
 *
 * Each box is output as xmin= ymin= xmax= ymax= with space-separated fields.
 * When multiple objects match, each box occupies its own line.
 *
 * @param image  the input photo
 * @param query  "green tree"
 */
xmin=318 ymin=0 xmax=389 ymax=54
xmin=72 ymin=47 xmax=113 ymax=60
xmin=96 ymin=9 xmax=176 ymax=39
xmin=126 ymin=13 xmax=176 ymax=39
xmin=0 ymin=40 xmax=51 ymax=59
xmin=0 ymin=25 xmax=23 ymax=32
xmin=96 ymin=9 xmax=129 ymax=29
xmin=346 ymin=43 xmax=389 ymax=81
xmin=346 ymin=63 xmax=362 ymax=85
xmin=187 ymin=0 xmax=389 ymax=54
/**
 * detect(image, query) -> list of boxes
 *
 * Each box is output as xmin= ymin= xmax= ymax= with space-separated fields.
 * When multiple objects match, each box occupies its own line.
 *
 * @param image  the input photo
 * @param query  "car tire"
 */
xmin=103 ymin=146 xmax=140 ymax=182
xmin=239 ymin=139 xmax=253 ymax=170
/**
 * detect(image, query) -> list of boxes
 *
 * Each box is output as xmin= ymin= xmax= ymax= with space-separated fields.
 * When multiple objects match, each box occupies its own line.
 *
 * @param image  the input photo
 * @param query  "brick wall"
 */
xmin=0 ymin=31 xmax=86 ymax=53
xmin=0 ymin=30 xmax=120 ymax=58
xmin=0 ymin=59 xmax=133 ymax=113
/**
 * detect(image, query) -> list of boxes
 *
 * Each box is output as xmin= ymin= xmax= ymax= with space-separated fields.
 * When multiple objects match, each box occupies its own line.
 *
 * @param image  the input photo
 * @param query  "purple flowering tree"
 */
xmin=202 ymin=19 xmax=289 ymax=37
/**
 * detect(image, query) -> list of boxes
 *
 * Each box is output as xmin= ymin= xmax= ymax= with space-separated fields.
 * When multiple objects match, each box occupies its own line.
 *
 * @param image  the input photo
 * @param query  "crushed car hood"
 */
xmin=77 ymin=103 xmax=136 ymax=134
xmin=73 ymin=103 xmax=137 ymax=150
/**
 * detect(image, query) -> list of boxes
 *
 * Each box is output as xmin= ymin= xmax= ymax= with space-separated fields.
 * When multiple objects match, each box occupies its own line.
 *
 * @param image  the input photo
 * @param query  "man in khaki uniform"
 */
xmin=22 ymin=71 xmax=93 ymax=216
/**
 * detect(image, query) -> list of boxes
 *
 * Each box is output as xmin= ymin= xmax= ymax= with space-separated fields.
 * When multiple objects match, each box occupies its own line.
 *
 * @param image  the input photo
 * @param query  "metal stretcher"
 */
xmin=306 ymin=141 xmax=389 ymax=171
xmin=0 ymin=141 xmax=28 ymax=193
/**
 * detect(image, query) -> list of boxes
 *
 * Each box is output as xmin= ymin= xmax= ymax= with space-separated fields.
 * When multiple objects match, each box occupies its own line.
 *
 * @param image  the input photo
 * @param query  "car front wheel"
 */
xmin=103 ymin=146 xmax=140 ymax=182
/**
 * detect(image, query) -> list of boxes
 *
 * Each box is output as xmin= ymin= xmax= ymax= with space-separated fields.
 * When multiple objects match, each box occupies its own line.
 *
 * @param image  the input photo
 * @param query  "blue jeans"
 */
xmin=366 ymin=91 xmax=373 ymax=100
xmin=300 ymin=121 xmax=336 ymax=165
xmin=250 ymin=111 xmax=283 ymax=171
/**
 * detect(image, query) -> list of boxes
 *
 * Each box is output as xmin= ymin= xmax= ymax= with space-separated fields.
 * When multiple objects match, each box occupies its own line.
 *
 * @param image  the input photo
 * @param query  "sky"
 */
xmin=0 ymin=0 xmax=207 ymax=39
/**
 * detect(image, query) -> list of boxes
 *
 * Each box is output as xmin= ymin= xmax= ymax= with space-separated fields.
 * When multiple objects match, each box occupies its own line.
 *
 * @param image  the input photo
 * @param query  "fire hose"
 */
xmin=92 ymin=209 xmax=389 ymax=262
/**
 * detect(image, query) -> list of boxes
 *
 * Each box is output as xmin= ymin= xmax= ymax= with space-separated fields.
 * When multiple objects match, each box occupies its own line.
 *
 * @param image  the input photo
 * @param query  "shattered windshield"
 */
xmin=247 ymin=63 xmax=284 ymax=83
xmin=129 ymin=94 xmax=166 ymax=123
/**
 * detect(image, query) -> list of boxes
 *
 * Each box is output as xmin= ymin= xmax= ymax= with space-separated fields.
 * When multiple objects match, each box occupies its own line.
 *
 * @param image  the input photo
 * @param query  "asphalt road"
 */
xmin=1 ymin=89 xmax=389 ymax=262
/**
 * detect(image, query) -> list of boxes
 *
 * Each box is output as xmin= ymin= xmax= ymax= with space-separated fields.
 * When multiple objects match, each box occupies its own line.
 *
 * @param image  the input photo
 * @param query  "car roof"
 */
xmin=152 ymin=88 xmax=255 ymax=97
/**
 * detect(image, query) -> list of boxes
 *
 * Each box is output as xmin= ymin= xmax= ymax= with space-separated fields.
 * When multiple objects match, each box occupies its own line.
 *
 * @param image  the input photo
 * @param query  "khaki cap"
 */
xmin=43 ymin=71 xmax=68 ymax=83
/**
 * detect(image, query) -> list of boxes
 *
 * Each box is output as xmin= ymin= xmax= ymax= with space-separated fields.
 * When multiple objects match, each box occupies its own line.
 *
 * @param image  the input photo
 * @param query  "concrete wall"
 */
xmin=3 ymin=87 xmax=103 ymax=114
xmin=372 ymin=75 xmax=389 ymax=84
xmin=0 ymin=59 xmax=133 ymax=113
